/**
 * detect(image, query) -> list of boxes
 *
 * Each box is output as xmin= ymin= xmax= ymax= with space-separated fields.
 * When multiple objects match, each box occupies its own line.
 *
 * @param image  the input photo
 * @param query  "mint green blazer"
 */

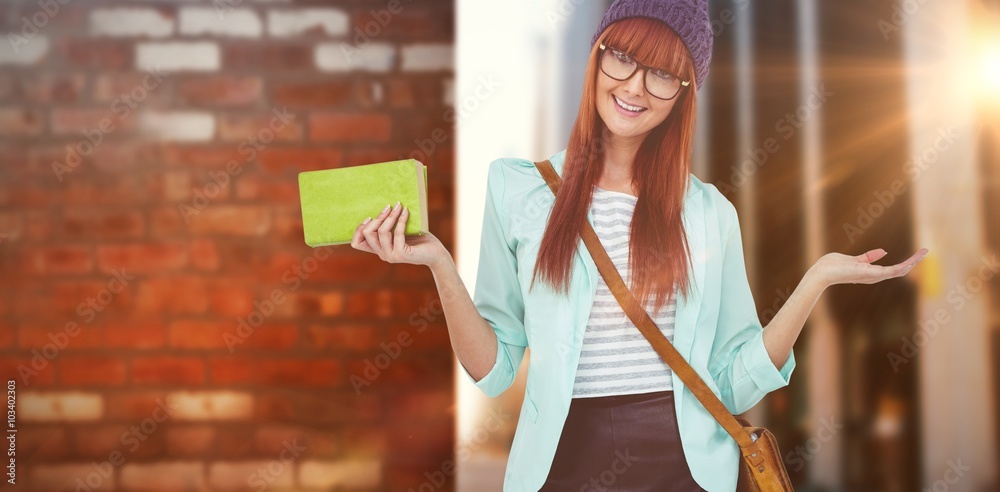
xmin=460 ymin=149 xmax=796 ymax=491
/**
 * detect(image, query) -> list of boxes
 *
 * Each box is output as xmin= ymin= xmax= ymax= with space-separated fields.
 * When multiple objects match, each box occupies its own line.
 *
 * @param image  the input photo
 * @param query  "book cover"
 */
xmin=298 ymin=159 xmax=428 ymax=247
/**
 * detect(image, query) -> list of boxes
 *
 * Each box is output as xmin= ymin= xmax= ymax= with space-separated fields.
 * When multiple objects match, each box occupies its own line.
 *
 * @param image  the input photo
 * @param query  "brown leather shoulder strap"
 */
xmin=533 ymin=159 xmax=764 ymax=465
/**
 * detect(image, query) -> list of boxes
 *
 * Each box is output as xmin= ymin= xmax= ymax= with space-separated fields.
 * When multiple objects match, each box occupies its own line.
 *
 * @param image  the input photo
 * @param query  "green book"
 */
xmin=298 ymin=159 xmax=429 ymax=247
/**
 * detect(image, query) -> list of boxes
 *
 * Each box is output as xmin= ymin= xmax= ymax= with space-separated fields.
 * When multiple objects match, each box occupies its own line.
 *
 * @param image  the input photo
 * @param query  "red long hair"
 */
xmin=529 ymin=17 xmax=699 ymax=315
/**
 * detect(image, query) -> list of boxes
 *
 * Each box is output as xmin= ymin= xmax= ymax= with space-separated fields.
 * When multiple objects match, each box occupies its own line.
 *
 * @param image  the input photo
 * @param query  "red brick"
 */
xmin=50 ymin=108 xmax=137 ymax=136
xmin=63 ymin=176 xmax=158 ymax=206
xmin=186 ymin=205 xmax=271 ymax=236
xmin=306 ymin=324 xmax=380 ymax=352
xmin=75 ymin=424 xmax=166 ymax=459
xmin=276 ymin=291 xmax=342 ymax=318
xmin=235 ymin=176 xmax=299 ymax=201
xmin=176 ymin=76 xmax=263 ymax=106
xmin=0 ymin=356 xmax=55 ymax=386
xmin=309 ymin=112 xmax=391 ymax=142
xmin=190 ymin=239 xmax=220 ymax=271
xmin=59 ymin=39 xmax=133 ymax=69
xmin=105 ymin=391 xmax=169 ymax=420
xmin=258 ymin=359 xmax=340 ymax=387
xmin=385 ymin=77 xmax=447 ymax=107
xmin=134 ymin=276 xmax=209 ymax=315
xmin=105 ymin=320 xmax=166 ymax=349
xmin=0 ymin=320 xmax=13 ymax=348
xmin=209 ymin=356 xmax=256 ymax=385
xmin=254 ymin=392 xmax=295 ymax=421
xmin=213 ymin=426 xmax=255 ymax=458
xmin=351 ymin=8 xmax=452 ymax=41
xmin=49 ymin=279 xmax=135 ymax=317
xmin=167 ymin=425 xmax=216 ymax=457
xmin=387 ymin=323 xmax=449 ymax=351
xmin=271 ymin=80 xmax=355 ymax=107
xmin=18 ymin=427 xmax=71 ymax=460
xmin=0 ymin=108 xmax=44 ymax=137
xmin=93 ymin=73 xmax=172 ymax=105
xmin=344 ymin=289 xmax=394 ymax=318
xmin=359 ymin=354 xmax=451 ymax=386
xmin=256 ymin=425 xmax=338 ymax=456
xmin=161 ymin=145 xmax=244 ymax=168
xmin=96 ymin=243 xmax=188 ymax=274
xmin=60 ymin=355 xmax=127 ymax=386
xmin=224 ymin=44 xmax=312 ymax=71
xmin=131 ymin=357 xmax=205 ymax=385
xmin=62 ymin=209 xmax=144 ymax=239
xmin=150 ymin=206 xmax=186 ymax=237
xmin=271 ymin=207 xmax=304 ymax=245
xmin=17 ymin=322 xmax=101 ymax=352
xmin=385 ymin=389 xmax=453 ymax=422
xmin=238 ymin=324 xmax=299 ymax=351
xmin=0 ymin=183 xmax=51 ymax=207
xmin=24 ymin=245 xmax=94 ymax=274
xmin=207 ymin=282 xmax=254 ymax=317
xmin=19 ymin=73 xmax=87 ymax=103
xmin=168 ymin=320 xmax=233 ymax=349
xmin=217 ymin=113 xmax=303 ymax=142
xmin=257 ymin=147 xmax=342 ymax=175
xmin=120 ymin=463 xmax=205 ymax=491
xmin=89 ymin=142 xmax=161 ymax=174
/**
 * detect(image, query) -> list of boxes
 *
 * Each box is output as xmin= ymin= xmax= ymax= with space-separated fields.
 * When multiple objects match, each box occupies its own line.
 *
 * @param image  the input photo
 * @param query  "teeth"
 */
xmin=614 ymin=95 xmax=646 ymax=112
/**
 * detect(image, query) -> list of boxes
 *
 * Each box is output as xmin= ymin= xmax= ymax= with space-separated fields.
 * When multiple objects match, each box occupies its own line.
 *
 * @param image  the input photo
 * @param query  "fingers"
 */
xmin=378 ymin=202 xmax=402 ymax=254
xmin=361 ymin=203 xmax=394 ymax=260
xmin=351 ymin=216 xmax=375 ymax=253
xmin=873 ymin=248 xmax=929 ymax=280
xmin=392 ymin=207 xmax=409 ymax=256
xmin=858 ymin=248 xmax=888 ymax=263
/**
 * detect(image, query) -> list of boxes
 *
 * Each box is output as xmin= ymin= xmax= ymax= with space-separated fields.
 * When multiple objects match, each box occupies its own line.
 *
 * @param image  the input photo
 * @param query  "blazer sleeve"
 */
xmin=458 ymin=159 xmax=529 ymax=398
xmin=708 ymin=196 xmax=796 ymax=415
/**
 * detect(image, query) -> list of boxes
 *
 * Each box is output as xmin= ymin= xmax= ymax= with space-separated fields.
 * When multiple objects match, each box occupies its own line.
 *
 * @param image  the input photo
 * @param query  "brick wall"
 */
xmin=0 ymin=1 xmax=456 ymax=490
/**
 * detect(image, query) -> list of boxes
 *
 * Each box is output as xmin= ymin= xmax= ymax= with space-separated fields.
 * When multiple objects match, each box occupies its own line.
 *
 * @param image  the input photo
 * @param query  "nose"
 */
xmin=622 ymin=67 xmax=646 ymax=96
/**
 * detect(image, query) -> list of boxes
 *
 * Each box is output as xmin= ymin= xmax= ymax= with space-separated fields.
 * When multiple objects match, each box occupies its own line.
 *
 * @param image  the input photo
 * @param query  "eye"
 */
xmin=611 ymin=49 xmax=633 ymax=64
xmin=651 ymin=69 xmax=676 ymax=81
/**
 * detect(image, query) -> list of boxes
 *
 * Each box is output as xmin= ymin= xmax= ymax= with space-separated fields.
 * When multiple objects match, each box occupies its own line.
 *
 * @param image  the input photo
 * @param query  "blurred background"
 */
xmin=457 ymin=1 xmax=999 ymax=492
xmin=0 ymin=0 xmax=996 ymax=491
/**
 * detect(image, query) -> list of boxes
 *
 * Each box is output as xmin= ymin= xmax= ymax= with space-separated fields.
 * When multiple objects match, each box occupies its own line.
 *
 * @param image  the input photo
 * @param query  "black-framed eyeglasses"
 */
xmin=598 ymin=43 xmax=690 ymax=101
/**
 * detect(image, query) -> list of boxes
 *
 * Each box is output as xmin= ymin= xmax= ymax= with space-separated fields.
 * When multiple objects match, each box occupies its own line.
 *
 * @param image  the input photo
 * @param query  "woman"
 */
xmin=351 ymin=1 xmax=928 ymax=490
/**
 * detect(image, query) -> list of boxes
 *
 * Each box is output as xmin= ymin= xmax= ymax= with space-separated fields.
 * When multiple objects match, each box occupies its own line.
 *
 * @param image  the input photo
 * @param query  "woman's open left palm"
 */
xmin=814 ymin=247 xmax=929 ymax=286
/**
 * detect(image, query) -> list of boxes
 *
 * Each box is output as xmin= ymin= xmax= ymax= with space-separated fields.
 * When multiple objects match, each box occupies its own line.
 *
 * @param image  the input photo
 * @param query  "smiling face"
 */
xmin=595 ymin=49 xmax=682 ymax=142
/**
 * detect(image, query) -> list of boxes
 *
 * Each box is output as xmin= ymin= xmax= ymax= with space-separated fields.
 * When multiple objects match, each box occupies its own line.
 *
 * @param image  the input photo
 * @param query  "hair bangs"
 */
xmin=601 ymin=17 xmax=695 ymax=84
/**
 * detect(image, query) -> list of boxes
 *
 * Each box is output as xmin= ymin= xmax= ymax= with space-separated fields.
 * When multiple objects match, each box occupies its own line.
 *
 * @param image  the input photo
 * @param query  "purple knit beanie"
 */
xmin=591 ymin=0 xmax=713 ymax=90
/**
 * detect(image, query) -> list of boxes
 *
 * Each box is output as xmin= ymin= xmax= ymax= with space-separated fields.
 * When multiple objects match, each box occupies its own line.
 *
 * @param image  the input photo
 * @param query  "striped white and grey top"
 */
xmin=572 ymin=185 xmax=678 ymax=398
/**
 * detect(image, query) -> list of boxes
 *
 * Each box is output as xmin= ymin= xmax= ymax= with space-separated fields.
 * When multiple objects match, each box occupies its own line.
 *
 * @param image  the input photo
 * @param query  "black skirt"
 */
xmin=540 ymin=390 xmax=707 ymax=492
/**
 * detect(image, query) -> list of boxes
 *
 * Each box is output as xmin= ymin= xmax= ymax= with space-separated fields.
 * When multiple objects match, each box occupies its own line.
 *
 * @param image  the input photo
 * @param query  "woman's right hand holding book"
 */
xmin=351 ymin=200 xmax=451 ymax=271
